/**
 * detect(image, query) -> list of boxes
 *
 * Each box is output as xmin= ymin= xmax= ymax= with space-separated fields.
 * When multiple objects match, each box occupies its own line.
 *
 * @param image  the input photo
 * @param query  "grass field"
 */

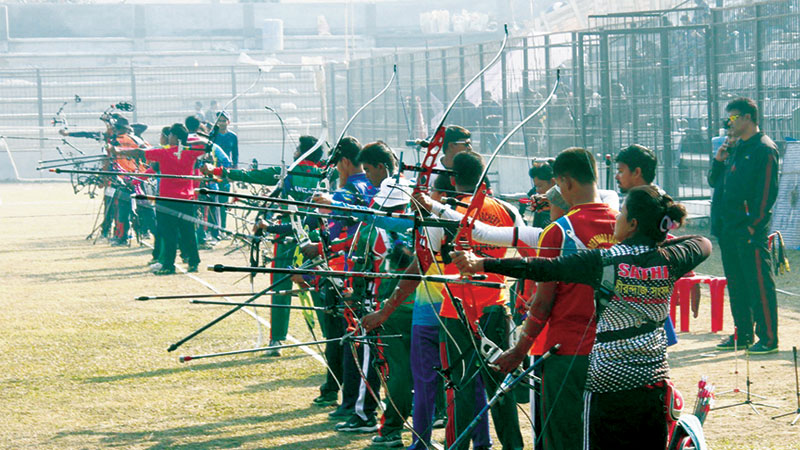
xmin=2 ymin=181 xmax=800 ymax=450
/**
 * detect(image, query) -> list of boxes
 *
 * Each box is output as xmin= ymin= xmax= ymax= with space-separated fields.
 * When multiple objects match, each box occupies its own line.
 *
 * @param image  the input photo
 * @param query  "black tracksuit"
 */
xmin=708 ymin=131 xmax=780 ymax=346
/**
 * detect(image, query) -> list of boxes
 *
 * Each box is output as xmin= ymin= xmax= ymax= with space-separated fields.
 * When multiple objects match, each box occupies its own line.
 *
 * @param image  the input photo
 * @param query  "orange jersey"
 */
xmin=439 ymin=196 xmax=515 ymax=325
xmin=112 ymin=134 xmax=145 ymax=173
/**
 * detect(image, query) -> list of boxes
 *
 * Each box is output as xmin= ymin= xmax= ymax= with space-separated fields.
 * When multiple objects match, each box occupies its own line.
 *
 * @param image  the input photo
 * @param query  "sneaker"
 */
xmin=154 ymin=267 xmax=176 ymax=276
xmin=263 ymin=339 xmax=282 ymax=357
xmin=146 ymin=258 xmax=159 ymax=266
xmin=328 ymin=406 xmax=354 ymax=420
xmin=371 ymin=431 xmax=403 ymax=447
xmin=334 ymin=414 xmax=378 ymax=433
xmin=149 ymin=262 xmax=163 ymax=272
xmin=432 ymin=415 xmax=446 ymax=429
xmin=187 ymin=264 xmax=199 ymax=273
xmin=715 ymin=334 xmax=753 ymax=351
xmin=198 ymin=242 xmax=213 ymax=250
xmin=746 ymin=341 xmax=778 ymax=355
xmin=313 ymin=391 xmax=338 ymax=407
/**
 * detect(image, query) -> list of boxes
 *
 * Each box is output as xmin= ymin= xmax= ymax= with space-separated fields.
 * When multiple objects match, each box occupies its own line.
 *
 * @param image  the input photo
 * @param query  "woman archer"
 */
xmin=450 ymin=185 xmax=712 ymax=450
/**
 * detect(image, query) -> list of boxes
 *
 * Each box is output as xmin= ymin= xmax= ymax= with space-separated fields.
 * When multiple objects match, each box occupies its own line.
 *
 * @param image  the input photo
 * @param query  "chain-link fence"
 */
xmin=331 ymin=0 xmax=800 ymax=199
xmin=0 ymin=64 xmax=327 ymax=179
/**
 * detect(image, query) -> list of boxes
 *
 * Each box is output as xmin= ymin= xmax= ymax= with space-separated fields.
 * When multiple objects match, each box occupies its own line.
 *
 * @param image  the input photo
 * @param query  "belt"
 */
xmin=595 ymin=320 xmax=663 ymax=343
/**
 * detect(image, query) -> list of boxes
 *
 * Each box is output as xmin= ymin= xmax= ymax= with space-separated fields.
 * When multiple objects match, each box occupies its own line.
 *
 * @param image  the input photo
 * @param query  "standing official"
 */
xmin=709 ymin=97 xmax=780 ymax=355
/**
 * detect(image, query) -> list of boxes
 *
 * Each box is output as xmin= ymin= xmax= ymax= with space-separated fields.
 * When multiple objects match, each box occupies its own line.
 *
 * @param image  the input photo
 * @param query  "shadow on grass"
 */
xmin=233 ymin=371 xmax=326 ymax=395
xmin=22 ymin=265 xmax=151 ymax=283
xmin=52 ymin=407 xmax=365 ymax=450
xmin=84 ymin=354 xmax=308 ymax=384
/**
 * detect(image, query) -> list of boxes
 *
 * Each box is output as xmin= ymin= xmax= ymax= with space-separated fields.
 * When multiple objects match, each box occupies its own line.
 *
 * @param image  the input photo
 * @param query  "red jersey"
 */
xmin=144 ymin=145 xmax=205 ymax=199
xmin=537 ymin=202 xmax=616 ymax=355
xmin=439 ymin=196 xmax=515 ymax=325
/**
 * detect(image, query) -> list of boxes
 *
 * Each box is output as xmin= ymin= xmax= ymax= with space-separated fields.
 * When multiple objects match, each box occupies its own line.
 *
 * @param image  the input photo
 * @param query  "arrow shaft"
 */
xmin=190 ymin=300 xmax=326 ymax=310
xmin=210 ymin=264 xmax=504 ymax=289
xmin=136 ymin=288 xmax=312 ymax=301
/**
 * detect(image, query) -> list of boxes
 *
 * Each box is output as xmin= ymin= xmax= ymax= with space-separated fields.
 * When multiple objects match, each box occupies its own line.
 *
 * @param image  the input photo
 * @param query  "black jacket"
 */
xmin=708 ymin=132 xmax=779 ymax=237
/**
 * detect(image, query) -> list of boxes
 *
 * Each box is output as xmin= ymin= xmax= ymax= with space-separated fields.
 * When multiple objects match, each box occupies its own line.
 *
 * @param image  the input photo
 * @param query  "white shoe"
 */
xmin=149 ymin=262 xmax=163 ymax=272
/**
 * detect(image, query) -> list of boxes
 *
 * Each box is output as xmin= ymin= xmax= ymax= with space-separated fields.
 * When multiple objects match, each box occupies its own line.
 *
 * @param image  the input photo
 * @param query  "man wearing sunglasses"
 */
xmin=708 ymin=97 xmax=780 ymax=355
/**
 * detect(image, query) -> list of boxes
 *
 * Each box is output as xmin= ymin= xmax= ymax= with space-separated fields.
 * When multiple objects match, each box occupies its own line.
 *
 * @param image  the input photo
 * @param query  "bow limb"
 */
xmin=454 ymin=70 xmax=561 ymax=251
xmin=413 ymin=25 xmax=509 ymax=273
xmin=328 ymin=65 xmax=397 ymax=164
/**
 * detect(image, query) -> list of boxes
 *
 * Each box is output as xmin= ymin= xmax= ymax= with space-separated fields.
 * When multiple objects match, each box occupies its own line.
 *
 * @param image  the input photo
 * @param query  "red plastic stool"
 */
xmin=669 ymin=276 xmax=727 ymax=333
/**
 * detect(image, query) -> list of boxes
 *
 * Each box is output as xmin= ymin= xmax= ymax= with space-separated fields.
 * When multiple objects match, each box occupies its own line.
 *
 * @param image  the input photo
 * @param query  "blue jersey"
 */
xmin=329 ymin=172 xmax=377 ymax=238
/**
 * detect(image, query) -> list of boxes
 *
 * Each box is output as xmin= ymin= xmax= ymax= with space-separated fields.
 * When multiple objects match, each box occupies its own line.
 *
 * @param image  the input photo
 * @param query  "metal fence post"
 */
xmin=394 ymin=53 xmax=403 ymax=145
xmin=346 ymin=62 xmax=353 ymax=133
xmin=327 ymin=62 xmax=337 ymax=140
xmin=425 ymin=44 xmax=432 ymax=127
xmin=370 ymin=57 xmax=377 ymax=139
xmin=441 ymin=49 xmax=449 ymax=113
xmin=660 ymin=30 xmax=676 ymax=195
xmin=755 ymin=3 xmax=765 ymax=126
xmin=458 ymin=42 xmax=466 ymax=126
xmin=501 ymin=42 xmax=509 ymax=137
xmin=478 ymin=43 xmax=486 ymax=140
xmin=599 ymin=33 xmax=613 ymax=154
xmin=544 ymin=34 xmax=552 ymax=155
xmin=571 ymin=32 xmax=581 ymax=148
xmin=383 ymin=58 xmax=391 ymax=144
xmin=522 ymin=38 xmax=529 ymax=117
xmin=359 ymin=58 xmax=366 ymax=139
xmin=709 ymin=10 xmax=721 ymax=137
xmin=130 ymin=66 xmax=138 ymax=122
xmin=409 ymin=53 xmax=417 ymax=141
xmin=230 ymin=67 xmax=239 ymax=133
xmin=577 ymin=33 xmax=588 ymax=148
xmin=704 ymin=24 xmax=716 ymax=149
xmin=36 ymin=69 xmax=44 ymax=159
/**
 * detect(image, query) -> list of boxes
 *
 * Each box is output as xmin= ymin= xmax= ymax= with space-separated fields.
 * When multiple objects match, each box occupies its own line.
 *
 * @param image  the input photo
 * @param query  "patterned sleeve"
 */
xmin=483 ymin=249 xmax=603 ymax=285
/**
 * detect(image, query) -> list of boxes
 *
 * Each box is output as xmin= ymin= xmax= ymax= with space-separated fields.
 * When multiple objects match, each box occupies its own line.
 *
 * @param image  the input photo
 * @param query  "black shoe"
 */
xmin=371 ymin=430 xmax=403 ymax=447
xmin=746 ymin=341 xmax=778 ymax=355
xmin=187 ymin=264 xmax=198 ymax=273
xmin=334 ymin=414 xmax=378 ymax=433
xmin=313 ymin=391 xmax=338 ymax=407
xmin=328 ymin=406 xmax=354 ymax=420
xmin=715 ymin=334 xmax=752 ymax=351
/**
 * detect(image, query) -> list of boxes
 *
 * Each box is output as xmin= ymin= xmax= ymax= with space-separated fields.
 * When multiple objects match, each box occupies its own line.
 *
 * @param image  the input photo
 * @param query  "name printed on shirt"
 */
xmin=617 ymin=263 xmax=670 ymax=280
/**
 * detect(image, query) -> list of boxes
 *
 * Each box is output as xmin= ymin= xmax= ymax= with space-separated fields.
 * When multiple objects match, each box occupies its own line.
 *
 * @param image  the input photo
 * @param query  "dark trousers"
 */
xmin=585 ymin=384 xmax=667 ymax=450
xmin=541 ymin=355 xmax=589 ymax=450
xmin=101 ymin=188 xmax=116 ymax=236
xmin=319 ymin=286 xmax=345 ymax=397
xmin=156 ymin=200 xmax=199 ymax=270
xmin=377 ymin=306 xmax=413 ymax=436
xmin=441 ymin=308 xmax=523 ymax=450
xmin=719 ymin=232 xmax=779 ymax=346
xmin=269 ymin=240 xmax=297 ymax=342
xmin=115 ymin=188 xmax=132 ymax=241
xmin=218 ymin=182 xmax=230 ymax=230
xmin=341 ymin=330 xmax=380 ymax=420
